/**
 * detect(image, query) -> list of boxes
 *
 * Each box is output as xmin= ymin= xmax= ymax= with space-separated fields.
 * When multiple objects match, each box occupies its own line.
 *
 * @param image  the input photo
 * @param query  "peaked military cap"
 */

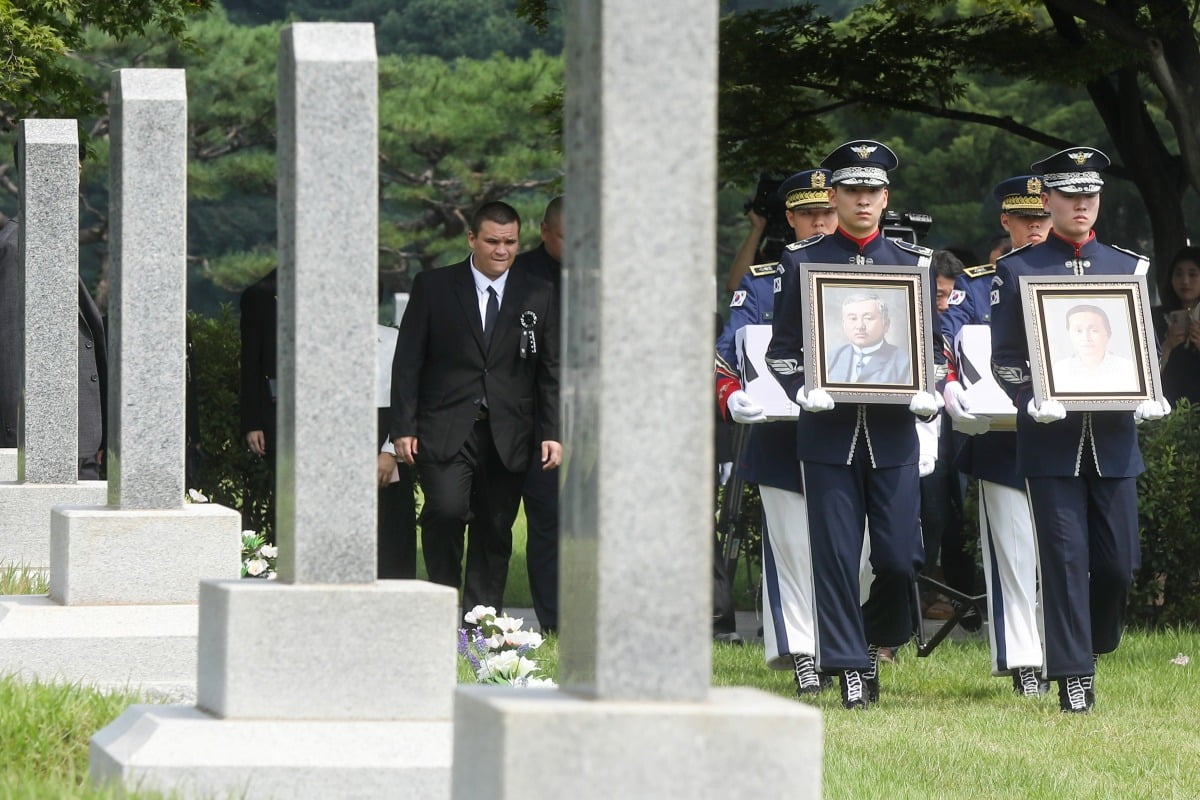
xmin=993 ymin=175 xmax=1050 ymax=217
xmin=1031 ymin=147 xmax=1109 ymax=194
xmin=820 ymin=139 xmax=898 ymax=187
xmin=777 ymin=169 xmax=834 ymax=210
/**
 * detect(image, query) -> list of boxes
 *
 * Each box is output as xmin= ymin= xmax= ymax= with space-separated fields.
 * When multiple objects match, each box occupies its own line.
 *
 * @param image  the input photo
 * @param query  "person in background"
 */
xmin=0 ymin=142 xmax=106 ymax=480
xmin=1153 ymin=246 xmax=1200 ymax=404
xmin=510 ymin=196 xmax=563 ymax=633
xmin=715 ymin=168 xmax=837 ymax=692
xmin=942 ymin=175 xmax=1054 ymax=696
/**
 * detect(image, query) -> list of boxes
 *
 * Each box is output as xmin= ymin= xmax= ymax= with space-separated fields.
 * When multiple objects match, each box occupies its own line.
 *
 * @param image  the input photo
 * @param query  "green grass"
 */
xmin=3 ymin=630 xmax=1197 ymax=798
xmin=0 ymin=566 xmax=49 ymax=595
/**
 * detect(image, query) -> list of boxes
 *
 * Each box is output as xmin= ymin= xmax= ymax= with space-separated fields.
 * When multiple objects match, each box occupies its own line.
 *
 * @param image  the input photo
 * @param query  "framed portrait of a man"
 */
xmin=1019 ymin=275 xmax=1163 ymax=410
xmin=800 ymin=263 xmax=935 ymax=404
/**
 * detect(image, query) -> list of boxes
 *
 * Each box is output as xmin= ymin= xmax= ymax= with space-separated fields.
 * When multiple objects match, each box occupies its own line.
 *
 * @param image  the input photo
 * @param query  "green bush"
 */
xmin=188 ymin=306 xmax=274 ymax=541
xmin=1134 ymin=398 xmax=1200 ymax=627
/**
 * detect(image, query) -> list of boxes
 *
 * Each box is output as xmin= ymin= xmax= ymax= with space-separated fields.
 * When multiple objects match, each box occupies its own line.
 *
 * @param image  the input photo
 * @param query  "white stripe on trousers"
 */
xmin=979 ymin=479 xmax=1043 ymax=674
xmin=759 ymin=485 xmax=874 ymax=669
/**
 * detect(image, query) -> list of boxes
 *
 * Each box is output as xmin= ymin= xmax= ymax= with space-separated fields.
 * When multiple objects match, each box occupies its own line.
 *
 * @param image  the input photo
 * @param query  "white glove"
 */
xmin=943 ymin=381 xmax=991 ymax=435
xmin=1134 ymin=398 xmax=1171 ymax=424
xmin=796 ymin=386 xmax=835 ymax=413
xmin=1027 ymin=397 xmax=1067 ymax=424
xmin=908 ymin=391 xmax=940 ymax=417
xmin=915 ymin=417 xmax=938 ymax=477
xmin=727 ymin=390 xmax=767 ymax=424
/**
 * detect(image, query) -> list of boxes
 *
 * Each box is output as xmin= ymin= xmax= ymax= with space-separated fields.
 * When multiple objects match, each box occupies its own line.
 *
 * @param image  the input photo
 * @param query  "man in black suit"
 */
xmin=391 ymin=201 xmax=561 ymax=611
xmin=0 ymin=219 xmax=107 ymax=480
xmin=239 ymin=267 xmax=277 ymax=539
xmin=510 ymin=196 xmax=562 ymax=631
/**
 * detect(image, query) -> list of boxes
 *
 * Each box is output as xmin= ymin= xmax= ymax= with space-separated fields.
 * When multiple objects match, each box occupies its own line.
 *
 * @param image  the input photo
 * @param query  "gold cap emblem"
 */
xmin=1026 ymin=176 xmax=1042 ymax=194
xmin=850 ymin=144 xmax=878 ymax=160
xmin=1068 ymin=151 xmax=1090 ymax=165
xmin=811 ymin=171 xmax=826 ymax=188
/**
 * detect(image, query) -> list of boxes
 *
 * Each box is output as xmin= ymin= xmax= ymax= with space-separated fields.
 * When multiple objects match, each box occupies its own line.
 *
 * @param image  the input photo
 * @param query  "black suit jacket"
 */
xmin=0 ymin=218 xmax=107 ymax=456
xmin=390 ymin=259 xmax=559 ymax=472
xmin=239 ymin=268 xmax=277 ymax=438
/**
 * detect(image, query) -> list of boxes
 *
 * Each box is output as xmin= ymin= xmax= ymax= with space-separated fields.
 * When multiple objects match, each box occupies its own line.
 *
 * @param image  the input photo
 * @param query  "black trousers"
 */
xmin=378 ymin=410 xmax=417 ymax=579
xmin=417 ymin=417 xmax=525 ymax=611
xmin=1026 ymin=472 xmax=1139 ymax=678
xmin=802 ymin=452 xmax=923 ymax=672
xmin=522 ymin=456 xmax=560 ymax=631
xmin=920 ymin=418 xmax=973 ymax=595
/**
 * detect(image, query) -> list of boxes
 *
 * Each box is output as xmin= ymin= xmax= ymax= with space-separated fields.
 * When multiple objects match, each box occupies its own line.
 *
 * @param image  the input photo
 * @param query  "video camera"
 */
xmin=744 ymin=173 xmax=793 ymax=262
xmin=881 ymin=210 xmax=933 ymax=245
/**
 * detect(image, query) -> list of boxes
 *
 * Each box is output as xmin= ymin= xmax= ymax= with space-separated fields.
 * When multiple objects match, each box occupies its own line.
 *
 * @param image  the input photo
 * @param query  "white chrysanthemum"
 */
xmin=259 ymin=545 xmax=278 ymax=558
xmin=504 ymin=630 xmax=543 ymax=649
xmin=463 ymin=605 xmax=497 ymax=625
xmin=483 ymin=650 xmax=538 ymax=681
xmin=245 ymin=558 xmax=269 ymax=577
xmin=519 ymin=676 xmax=557 ymax=688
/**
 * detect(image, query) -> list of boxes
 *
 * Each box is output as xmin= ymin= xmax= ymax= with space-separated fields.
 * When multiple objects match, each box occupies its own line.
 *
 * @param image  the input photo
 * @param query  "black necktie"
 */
xmin=484 ymin=286 xmax=499 ymax=347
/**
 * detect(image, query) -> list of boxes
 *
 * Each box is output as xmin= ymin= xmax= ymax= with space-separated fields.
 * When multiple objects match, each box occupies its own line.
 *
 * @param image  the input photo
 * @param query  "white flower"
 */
xmin=1170 ymin=652 xmax=1190 ymax=666
xmin=259 ymin=545 xmax=278 ymax=558
xmin=504 ymin=629 xmax=543 ymax=649
xmin=481 ymin=650 xmax=538 ymax=681
xmin=187 ymin=488 xmax=209 ymax=503
xmin=266 ymin=571 xmax=278 ymax=580
xmin=245 ymin=558 xmax=269 ymax=577
xmin=463 ymin=605 xmax=497 ymax=625
xmin=484 ymin=633 xmax=504 ymax=651
xmin=493 ymin=615 xmax=524 ymax=633
xmin=518 ymin=676 xmax=557 ymax=688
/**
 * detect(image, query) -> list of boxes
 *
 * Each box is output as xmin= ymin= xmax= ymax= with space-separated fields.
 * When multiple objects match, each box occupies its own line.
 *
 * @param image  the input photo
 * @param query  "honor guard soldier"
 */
xmin=989 ymin=147 xmax=1170 ymax=712
xmin=940 ymin=176 xmax=1052 ymax=697
xmin=715 ymin=169 xmax=836 ymax=695
xmin=765 ymin=140 xmax=941 ymax=710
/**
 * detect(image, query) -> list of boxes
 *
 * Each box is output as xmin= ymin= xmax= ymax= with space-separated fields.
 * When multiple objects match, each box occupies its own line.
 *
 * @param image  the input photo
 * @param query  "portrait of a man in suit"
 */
xmin=824 ymin=290 xmax=912 ymax=385
xmin=390 ymin=201 xmax=561 ymax=612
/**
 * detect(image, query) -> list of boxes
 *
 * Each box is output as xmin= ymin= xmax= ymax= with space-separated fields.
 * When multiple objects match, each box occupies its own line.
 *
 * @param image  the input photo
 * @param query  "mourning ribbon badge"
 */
xmin=519 ymin=310 xmax=538 ymax=359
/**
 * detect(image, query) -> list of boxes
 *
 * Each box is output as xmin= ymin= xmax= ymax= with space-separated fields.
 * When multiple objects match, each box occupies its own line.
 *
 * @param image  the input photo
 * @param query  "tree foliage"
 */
xmin=222 ymin=0 xmax=563 ymax=57
xmin=0 ymin=0 xmax=213 ymax=132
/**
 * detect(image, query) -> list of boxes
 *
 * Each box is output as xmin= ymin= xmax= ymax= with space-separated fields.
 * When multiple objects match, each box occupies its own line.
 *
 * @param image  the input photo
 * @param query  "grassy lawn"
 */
xmin=4 ymin=627 xmax=1197 ymax=799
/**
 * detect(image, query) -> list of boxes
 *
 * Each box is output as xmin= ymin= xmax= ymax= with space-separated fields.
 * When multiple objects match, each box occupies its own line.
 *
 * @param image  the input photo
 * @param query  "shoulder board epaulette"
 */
xmin=785 ymin=233 xmax=824 ymax=251
xmin=962 ymin=263 xmax=996 ymax=278
xmin=893 ymin=240 xmax=934 ymax=257
xmin=1109 ymin=243 xmax=1151 ymax=275
xmin=996 ymin=242 xmax=1033 ymax=261
xmin=748 ymin=262 xmax=779 ymax=277
xmin=1110 ymin=243 xmax=1149 ymax=261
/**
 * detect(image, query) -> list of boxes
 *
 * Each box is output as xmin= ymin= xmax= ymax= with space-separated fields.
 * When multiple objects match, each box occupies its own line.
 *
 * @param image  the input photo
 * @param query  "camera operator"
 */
xmin=725 ymin=173 xmax=835 ymax=291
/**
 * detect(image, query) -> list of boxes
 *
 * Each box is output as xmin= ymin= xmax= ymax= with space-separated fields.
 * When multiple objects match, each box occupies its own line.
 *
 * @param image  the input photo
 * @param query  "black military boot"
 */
xmin=1058 ymin=675 xmax=1094 ymax=713
xmin=1012 ymin=666 xmax=1049 ymax=697
xmin=792 ymin=654 xmax=824 ymax=696
xmin=863 ymin=644 xmax=882 ymax=704
xmin=839 ymin=669 xmax=869 ymax=710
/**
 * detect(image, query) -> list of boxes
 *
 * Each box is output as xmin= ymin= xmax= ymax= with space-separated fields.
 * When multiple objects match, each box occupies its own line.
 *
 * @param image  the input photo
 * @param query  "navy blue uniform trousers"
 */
xmin=1026 ymin=471 xmax=1139 ymax=678
xmin=802 ymin=451 xmax=923 ymax=672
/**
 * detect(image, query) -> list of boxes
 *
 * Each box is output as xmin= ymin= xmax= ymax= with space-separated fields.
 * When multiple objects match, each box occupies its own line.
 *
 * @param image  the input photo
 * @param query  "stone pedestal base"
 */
xmin=0 ymin=481 xmax=106 ymax=569
xmin=0 ymin=448 xmax=15 ymax=482
xmin=452 ymin=686 xmax=823 ymax=799
xmin=91 ymin=705 xmax=452 ymax=800
xmin=196 ymin=579 xmax=458 ymax=719
xmin=50 ymin=503 xmax=242 ymax=604
xmin=0 ymin=596 xmax=198 ymax=695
